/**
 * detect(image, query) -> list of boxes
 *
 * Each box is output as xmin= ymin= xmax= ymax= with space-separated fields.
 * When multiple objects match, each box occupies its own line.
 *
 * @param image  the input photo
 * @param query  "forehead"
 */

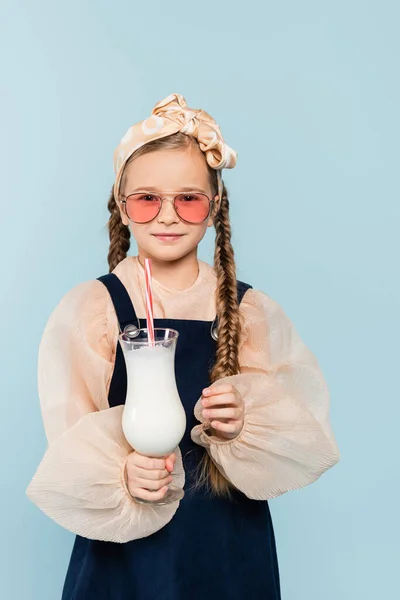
xmin=121 ymin=145 xmax=211 ymax=192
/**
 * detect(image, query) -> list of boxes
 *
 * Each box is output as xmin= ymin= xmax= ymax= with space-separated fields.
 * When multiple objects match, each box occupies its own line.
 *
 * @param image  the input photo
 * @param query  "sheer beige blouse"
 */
xmin=26 ymin=256 xmax=339 ymax=543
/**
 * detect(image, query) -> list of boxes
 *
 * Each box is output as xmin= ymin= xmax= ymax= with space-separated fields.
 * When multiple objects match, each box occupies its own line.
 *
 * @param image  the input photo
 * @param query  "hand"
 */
xmin=201 ymin=383 xmax=244 ymax=440
xmin=125 ymin=451 xmax=176 ymax=503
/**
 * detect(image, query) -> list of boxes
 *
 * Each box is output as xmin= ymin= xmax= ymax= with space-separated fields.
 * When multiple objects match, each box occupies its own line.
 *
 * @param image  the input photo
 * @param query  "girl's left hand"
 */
xmin=201 ymin=383 xmax=244 ymax=440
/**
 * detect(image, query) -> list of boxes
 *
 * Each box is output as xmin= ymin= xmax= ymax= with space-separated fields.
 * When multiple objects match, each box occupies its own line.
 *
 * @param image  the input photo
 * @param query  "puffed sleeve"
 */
xmin=191 ymin=289 xmax=339 ymax=500
xmin=26 ymin=280 xmax=184 ymax=543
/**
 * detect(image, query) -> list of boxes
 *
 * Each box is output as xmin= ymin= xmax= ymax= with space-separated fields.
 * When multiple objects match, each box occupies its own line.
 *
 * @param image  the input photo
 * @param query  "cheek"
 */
xmin=129 ymin=224 xmax=151 ymax=246
xmin=188 ymin=223 xmax=209 ymax=244
xmin=130 ymin=223 xmax=148 ymax=235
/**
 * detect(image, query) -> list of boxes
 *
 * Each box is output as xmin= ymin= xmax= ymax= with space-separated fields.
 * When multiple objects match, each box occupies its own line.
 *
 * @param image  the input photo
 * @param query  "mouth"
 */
xmin=151 ymin=234 xmax=186 ymax=243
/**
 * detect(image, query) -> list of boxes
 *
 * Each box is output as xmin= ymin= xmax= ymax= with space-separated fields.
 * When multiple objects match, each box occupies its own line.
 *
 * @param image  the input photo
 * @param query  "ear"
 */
xmin=207 ymin=195 xmax=220 ymax=227
xmin=118 ymin=199 xmax=130 ymax=226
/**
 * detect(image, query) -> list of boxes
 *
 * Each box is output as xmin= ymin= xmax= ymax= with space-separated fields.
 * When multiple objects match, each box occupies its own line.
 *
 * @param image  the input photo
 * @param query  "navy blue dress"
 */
xmin=62 ymin=273 xmax=281 ymax=600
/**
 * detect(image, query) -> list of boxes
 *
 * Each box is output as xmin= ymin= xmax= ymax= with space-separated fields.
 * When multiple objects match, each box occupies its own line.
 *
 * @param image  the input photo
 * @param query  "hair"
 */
xmin=107 ymin=132 xmax=242 ymax=497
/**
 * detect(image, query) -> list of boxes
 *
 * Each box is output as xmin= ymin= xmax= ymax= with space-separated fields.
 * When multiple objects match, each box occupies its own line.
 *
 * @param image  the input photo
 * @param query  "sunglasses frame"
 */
xmin=119 ymin=192 xmax=217 ymax=225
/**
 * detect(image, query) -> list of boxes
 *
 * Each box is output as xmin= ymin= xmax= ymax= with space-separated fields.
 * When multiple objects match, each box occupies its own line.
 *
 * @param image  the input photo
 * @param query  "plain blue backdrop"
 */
xmin=1 ymin=1 xmax=398 ymax=598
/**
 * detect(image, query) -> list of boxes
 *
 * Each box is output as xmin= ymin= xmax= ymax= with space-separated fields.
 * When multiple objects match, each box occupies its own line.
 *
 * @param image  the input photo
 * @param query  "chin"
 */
xmin=141 ymin=241 xmax=197 ymax=263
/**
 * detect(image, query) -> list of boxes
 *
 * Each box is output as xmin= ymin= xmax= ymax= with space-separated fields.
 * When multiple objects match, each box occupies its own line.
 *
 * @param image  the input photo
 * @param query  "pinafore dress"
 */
xmin=62 ymin=273 xmax=281 ymax=600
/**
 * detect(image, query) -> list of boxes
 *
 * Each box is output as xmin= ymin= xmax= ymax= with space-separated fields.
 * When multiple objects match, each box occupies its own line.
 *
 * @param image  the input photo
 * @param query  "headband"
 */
xmin=113 ymin=93 xmax=237 ymax=201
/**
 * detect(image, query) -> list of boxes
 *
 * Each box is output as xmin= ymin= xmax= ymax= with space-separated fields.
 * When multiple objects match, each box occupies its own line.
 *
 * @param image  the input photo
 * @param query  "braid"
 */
xmin=107 ymin=186 xmax=131 ymax=272
xmin=197 ymin=184 xmax=242 ymax=497
xmin=210 ymin=188 xmax=241 ymax=381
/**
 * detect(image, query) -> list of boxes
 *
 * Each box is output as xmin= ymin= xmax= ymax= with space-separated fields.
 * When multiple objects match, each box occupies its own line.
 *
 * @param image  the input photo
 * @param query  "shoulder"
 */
xmin=43 ymin=277 xmax=117 ymax=353
xmin=239 ymin=287 xmax=314 ymax=364
xmin=239 ymin=287 xmax=295 ymax=342
xmin=239 ymin=287 xmax=281 ymax=316
xmin=49 ymin=279 xmax=110 ymax=321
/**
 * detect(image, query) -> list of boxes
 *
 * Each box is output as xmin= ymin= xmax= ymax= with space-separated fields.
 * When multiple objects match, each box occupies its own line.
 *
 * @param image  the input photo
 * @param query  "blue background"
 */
xmin=1 ymin=1 xmax=398 ymax=598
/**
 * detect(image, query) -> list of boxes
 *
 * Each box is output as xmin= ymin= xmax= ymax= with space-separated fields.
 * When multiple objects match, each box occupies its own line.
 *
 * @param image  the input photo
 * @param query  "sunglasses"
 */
xmin=120 ymin=192 xmax=215 ymax=224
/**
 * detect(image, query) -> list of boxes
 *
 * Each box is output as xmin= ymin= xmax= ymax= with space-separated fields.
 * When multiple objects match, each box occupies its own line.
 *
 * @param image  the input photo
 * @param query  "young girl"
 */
xmin=27 ymin=93 xmax=339 ymax=600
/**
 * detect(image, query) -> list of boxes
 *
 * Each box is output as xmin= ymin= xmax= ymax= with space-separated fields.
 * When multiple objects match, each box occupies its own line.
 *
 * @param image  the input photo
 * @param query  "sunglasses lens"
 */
xmin=125 ymin=194 xmax=160 ymax=223
xmin=174 ymin=194 xmax=210 ymax=223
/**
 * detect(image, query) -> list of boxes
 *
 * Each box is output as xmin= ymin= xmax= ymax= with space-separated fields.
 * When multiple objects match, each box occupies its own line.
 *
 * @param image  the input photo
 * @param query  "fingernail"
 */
xmin=203 ymin=409 xmax=210 ymax=417
xmin=203 ymin=388 xmax=210 ymax=396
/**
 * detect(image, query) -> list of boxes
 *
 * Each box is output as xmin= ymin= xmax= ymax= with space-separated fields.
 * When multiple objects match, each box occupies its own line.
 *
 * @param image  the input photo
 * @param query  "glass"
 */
xmin=120 ymin=192 xmax=214 ymax=224
xmin=119 ymin=328 xmax=186 ymax=505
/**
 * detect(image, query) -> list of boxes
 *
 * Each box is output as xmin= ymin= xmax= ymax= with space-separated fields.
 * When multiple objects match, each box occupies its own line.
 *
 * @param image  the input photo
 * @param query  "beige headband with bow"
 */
xmin=113 ymin=93 xmax=237 ymax=201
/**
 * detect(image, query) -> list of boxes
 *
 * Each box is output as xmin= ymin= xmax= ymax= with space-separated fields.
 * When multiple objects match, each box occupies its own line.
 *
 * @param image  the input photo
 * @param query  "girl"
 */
xmin=27 ymin=93 xmax=340 ymax=600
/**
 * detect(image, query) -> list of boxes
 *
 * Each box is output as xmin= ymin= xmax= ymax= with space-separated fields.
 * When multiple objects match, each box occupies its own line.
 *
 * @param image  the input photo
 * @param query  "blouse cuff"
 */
xmin=26 ymin=406 xmax=185 ymax=543
xmin=191 ymin=372 xmax=339 ymax=500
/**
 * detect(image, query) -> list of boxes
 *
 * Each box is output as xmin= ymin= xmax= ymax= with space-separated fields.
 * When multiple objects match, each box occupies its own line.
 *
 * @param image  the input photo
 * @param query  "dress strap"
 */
xmin=237 ymin=280 xmax=253 ymax=304
xmin=97 ymin=273 xmax=139 ymax=332
xmin=210 ymin=280 xmax=253 ymax=341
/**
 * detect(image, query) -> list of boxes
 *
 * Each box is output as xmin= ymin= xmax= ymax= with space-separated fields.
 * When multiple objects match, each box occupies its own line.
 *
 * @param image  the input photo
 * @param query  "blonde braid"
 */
xmin=211 ymin=189 xmax=241 ymax=380
xmin=198 ymin=185 xmax=242 ymax=497
xmin=107 ymin=186 xmax=131 ymax=272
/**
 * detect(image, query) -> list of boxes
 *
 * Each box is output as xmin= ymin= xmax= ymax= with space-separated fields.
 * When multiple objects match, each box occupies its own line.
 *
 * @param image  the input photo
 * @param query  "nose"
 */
xmin=157 ymin=198 xmax=179 ymax=225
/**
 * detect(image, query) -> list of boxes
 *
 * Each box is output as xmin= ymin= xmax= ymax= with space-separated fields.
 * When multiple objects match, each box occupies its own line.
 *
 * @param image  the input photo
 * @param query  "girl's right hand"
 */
xmin=125 ymin=451 xmax=176 ymax=503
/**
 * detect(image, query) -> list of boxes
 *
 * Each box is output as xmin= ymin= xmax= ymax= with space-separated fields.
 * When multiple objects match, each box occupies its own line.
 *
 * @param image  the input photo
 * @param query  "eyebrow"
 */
xmin=129 ymin=186 xmax=209 ymax=194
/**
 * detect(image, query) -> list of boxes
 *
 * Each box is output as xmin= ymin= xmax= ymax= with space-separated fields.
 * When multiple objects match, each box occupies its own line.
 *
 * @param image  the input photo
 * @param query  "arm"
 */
xmin=191 ymin=289 xmax=339 ymax=500
xmin=26 ymin=280 xmax=184 ymax=542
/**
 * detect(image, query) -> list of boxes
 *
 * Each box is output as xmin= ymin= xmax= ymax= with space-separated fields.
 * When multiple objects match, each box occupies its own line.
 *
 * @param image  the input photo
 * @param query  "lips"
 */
xmin=152 ymin=233 xmax=185 ymax=243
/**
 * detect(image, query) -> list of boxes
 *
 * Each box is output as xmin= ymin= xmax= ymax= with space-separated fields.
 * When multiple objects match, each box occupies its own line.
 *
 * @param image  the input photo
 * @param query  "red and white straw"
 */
xmin=144 ymin=258 xmax=155 ymax=346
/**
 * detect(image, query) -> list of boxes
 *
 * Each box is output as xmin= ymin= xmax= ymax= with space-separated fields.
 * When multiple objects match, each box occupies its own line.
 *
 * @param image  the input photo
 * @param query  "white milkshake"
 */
xmin=120 ymin=330 xmax=187 ymax=457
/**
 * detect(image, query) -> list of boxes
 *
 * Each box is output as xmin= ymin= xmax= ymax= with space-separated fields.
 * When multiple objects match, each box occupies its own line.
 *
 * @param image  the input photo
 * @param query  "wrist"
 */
xmin=121 ymin=456 xmax=137 ymax=503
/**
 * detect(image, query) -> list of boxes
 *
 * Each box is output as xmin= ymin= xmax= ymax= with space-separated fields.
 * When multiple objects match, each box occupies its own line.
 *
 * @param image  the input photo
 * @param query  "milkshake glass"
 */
xmin=119 ymin=328 xmax=186 ymax=505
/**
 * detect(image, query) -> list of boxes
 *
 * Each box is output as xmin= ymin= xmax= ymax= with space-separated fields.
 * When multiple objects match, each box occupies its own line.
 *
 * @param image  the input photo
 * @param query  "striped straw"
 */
xmin=144 ymin=258 xmax=155 ymax=346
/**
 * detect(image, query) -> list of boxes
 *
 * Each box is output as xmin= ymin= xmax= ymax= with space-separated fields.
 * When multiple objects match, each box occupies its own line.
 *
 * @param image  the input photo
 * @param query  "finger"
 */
xmin=202 ymin=384 xmax=235 ymax=396
xmin=133 ymin=475 xmax=172 ymax=491
xmin=130 ymin=486 xmax=169 ymax=503
xmin=128 ymin=465 xmax=170 ymax=481
xmin=202 ymin=393 xmax=237 ymax=407
xmin=133 ymin=454 xmax=167 ymax=470
xmin=165 ymin=455 xmax=176 ymax=473
xmin=203 ymin=407 xmax=242 ymax=420
xmin=211 ymin=421 xmax=239 ymax=434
